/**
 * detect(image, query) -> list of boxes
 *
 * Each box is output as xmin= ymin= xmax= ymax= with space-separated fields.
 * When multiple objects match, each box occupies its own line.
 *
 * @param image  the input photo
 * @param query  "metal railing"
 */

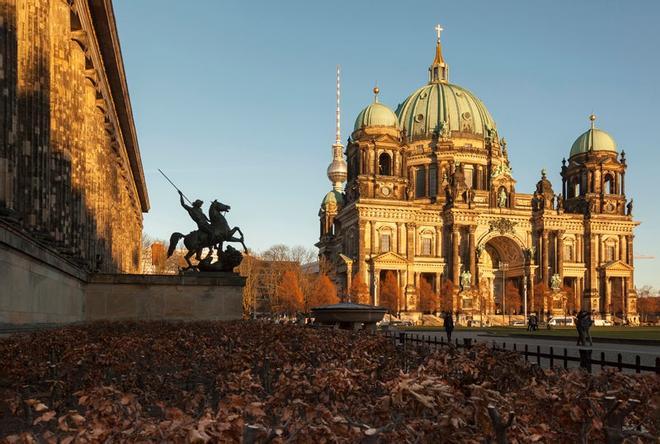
xmin=383 ymin=331 xmax=660 ymax=374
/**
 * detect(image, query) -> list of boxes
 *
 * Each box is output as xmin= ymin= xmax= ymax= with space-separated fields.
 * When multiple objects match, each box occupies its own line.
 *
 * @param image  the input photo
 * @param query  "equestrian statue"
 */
xmin=160 ymin=170 xmax=246 ymax=271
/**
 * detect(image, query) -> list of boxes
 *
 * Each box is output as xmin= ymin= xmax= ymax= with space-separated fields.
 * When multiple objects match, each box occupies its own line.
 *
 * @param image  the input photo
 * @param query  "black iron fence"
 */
xmin=383 ymin=331 xmax=660 ymax=374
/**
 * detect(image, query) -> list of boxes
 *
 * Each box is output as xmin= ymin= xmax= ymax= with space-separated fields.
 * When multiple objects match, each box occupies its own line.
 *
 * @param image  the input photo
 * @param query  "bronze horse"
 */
xmin=167 ymin=200 xmax=246 ymax=269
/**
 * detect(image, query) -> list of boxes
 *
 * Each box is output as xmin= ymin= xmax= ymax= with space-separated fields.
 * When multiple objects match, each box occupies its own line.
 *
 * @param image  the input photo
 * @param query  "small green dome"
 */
xmin=353 ymin=102 xmax=398 ymax=131
xmin=570 ymin=128 xmax=617 ymax=158
xmin=321 ymin=190 xmax=343 ymax=208
xmin=396 ymin=82 xmax=496 ymax=141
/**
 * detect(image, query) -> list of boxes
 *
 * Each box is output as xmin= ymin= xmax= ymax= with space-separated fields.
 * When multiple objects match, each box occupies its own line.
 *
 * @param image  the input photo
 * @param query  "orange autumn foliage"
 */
xmin=379 ymin=271 xmax=400 ymax=314
xmin=308 ymin=274 xmax=339 ymax=308
xmin=419 ymin=278 xmax=439 ymax=313
xmin=349 ymin=274 xmax=370 ymax=304
xmin=275 ymin=270 xmax=304 ymax=315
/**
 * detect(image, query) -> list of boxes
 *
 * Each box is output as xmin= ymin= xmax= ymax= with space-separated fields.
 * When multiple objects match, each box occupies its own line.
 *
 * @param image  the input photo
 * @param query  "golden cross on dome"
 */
xmin=435 ymin=24 xmax=444 ymax=41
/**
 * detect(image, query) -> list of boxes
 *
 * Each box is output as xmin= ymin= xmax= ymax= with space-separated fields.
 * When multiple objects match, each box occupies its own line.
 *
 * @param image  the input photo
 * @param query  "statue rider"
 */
xmin=179 ymin=190 xmax=215 ymax=245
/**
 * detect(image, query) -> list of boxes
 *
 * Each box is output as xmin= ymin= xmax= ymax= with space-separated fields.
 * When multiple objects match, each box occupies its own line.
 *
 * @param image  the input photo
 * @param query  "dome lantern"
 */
xmin=429 ymin=24 xmax=448 ymax=84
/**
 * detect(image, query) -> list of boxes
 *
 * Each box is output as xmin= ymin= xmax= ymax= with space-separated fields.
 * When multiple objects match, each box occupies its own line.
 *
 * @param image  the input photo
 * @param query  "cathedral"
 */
xmin=318 ymin=26 xmax=638 ymax=322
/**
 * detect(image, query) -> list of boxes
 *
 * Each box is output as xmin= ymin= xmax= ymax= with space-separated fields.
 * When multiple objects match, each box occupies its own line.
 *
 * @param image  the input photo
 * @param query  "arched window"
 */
xmin=378 ymin=152 xmax=392 ymax=176
xmin=415 ymin=166 xmax=426 ymax=198
xmin=604 ymin=174 xmax=615 ymax=194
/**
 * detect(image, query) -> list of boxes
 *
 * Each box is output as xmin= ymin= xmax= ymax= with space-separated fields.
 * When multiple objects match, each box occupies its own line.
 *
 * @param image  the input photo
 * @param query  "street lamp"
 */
xmin=500 ymin=262 xmax=509 ymax=325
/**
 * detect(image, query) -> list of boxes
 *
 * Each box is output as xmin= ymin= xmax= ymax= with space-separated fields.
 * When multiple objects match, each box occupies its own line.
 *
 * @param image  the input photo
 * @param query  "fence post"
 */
xmin=635 ymin=355 xmax=641 ymax=374
xmin=655 ymin=357 xmax=660 ymax=374
xmin=563 ymin=348 xmax=568 ymax=369
xmin=601 ymin=352 xmax=605 ymax=370
xmin=463 ymin=338 xmax=472 ymax=349
xmin=618 ymin=354 xmax=623 ymax=371
xmin=524 ymin=344 xmax=528 ymax=362
xmin=579 ymin=349 xmax=592 ymax=373
xmin=455 ymin=338 xmax=459 ymax=347
xmin=549 ymin=346 xmax=554 ymax=368
xmin=399 ymin=332 xmax=406 ymax=346
xmin=537 ymin=345 xmax=541 ymax=366
xmin=513 ymin=343 xmax=517 ymax=352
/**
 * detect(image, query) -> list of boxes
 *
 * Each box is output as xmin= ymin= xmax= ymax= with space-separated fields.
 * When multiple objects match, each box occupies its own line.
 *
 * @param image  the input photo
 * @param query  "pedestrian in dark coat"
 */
xmin=575 ymin=311 xmax=585 ymax=346
xmin=443 ymin=312 xmax=454 ymax=343
xmin=581 ymin=311 xmax=594 ymax=346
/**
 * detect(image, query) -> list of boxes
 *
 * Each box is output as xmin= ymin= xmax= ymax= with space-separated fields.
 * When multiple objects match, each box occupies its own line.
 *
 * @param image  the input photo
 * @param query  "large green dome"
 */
xmin=395 ymin=82 xmax=496 ymax=141
xmin=354 ymin=102 xmax=398 ymax=131
xmin=570 ymin=127 xmax=617 ymax=158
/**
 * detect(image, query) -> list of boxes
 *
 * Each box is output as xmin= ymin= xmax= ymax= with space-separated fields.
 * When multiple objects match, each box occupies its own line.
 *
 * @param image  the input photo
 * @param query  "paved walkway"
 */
xmin=399 ymin=330 xmax=660 ymax=372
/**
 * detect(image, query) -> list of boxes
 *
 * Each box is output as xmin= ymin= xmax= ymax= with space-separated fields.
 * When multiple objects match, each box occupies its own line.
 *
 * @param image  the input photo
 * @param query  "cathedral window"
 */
xmin=378 ymin=153 xmax=392 ymax=176
xmin=604 ymin=174 xmax=615 ymax=194
xmin=564 ymin=244 xmax=574 ymax=262
xmin=380 ymin=233 xmax=391 ymax=253
xmin=429 ymin=167 xmax=437 ymax=196
xmin=606 ymin=244 xmax=616 ymax=262
xmin=421 ymin=237 xmax=432 ymax=256
xmin=415 ymin=166 xmax=426 ymax=198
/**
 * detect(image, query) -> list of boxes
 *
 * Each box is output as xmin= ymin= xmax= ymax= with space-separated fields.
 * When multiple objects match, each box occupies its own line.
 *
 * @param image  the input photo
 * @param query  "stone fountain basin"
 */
xmin=311 ymin=302 xmax=387 ymax=325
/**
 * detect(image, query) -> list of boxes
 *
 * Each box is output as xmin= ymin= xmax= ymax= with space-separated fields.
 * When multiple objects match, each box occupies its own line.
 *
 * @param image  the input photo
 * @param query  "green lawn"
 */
xmin=399 ymin=326 xmax=660 ymax=341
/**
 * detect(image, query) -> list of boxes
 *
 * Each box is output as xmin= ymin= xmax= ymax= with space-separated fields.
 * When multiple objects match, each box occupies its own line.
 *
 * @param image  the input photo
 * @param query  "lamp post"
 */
xmin=501 ymin=262 xmax=509 ymax=325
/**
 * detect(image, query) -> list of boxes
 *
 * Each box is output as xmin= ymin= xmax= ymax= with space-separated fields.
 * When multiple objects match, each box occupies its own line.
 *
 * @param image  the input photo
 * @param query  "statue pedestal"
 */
xmin=550 ymin=289 xmax=568 ymax=316
xmin=85 ymin=272 xmax=245 ymax=321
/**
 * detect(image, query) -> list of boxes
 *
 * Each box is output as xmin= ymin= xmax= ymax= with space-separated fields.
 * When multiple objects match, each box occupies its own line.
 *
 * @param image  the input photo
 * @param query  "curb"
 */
xmin=482 ymin=333 xmax=660 ymax=346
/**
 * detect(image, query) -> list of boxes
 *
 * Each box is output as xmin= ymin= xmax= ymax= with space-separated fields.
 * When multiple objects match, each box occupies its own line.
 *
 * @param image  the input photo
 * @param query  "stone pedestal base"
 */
xmin=85 ymin=272 xmax=245 ymax=321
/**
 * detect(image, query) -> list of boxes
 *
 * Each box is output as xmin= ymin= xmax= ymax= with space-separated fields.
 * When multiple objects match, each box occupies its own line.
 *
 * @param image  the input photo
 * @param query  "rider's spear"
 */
xmin=158 ymin=169 xmax=193 ymax=205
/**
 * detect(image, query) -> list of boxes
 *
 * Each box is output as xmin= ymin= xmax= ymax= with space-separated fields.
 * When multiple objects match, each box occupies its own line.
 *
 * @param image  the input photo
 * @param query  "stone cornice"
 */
xmin=78 ymin=0 xmax=149 ymax=211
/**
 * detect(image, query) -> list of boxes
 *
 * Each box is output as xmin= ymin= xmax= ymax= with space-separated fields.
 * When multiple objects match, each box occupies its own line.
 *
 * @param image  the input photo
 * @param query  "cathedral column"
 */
xmin=452 ymin=226 xmax=460 ymax=285
xmin=528 ymin=268 xmax=535 ymax=313
xmin=406 ymin=223 xmax=416 ymax=258
xmin=397 ymin=222 xmax=403 ymax=255
xmin=541 ymin=231 xmax=549 ymax=286
xmin=358 ymin=221 xmax=367 ymax=289
xmin=557 ymin=230 xmax=565 ymax=281
xmin=468 ymin=226 xmax=476 ymax=285
xmin=370 ymin=221 xmax=377 ymax=255
xmin=435 ymin=226 xmax=442 ymax=258
xmin=619 ymin=235 xmax=626 ymax=262
xmin=604 ymin=276 xmax=611 ymax=316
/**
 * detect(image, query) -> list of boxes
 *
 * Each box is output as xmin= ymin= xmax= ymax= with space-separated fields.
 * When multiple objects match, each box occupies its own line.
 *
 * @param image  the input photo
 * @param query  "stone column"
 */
xmin=542 ymin=231 xmax=549 ymax=286
xmin=604 ymin=276 xmax=611 ymax=316
xmin=557 ymin=230 xmax=565 ymax=281
xmin=397 ymin=222 xmax=403 ymax=255
xmin=469 ymin=226 xmax=476 ymax=285
xmin=619 ymin=235 xmax=626 ymax=262
xmin=406 ymin=223 xmax=416 ymax=258
xmin=528 ymin=269 xmax=534 ymax=313
xmin=435 ymin=273 xmax=441 ymax=293
xmin=435 ymin=226 xmax=442 ymax=258
xmin=452 ymin=226 xmax=460 ymax=286
xmin=358 ymin=221 xmax=367 ymax=285
xmin=370 ymin=221 xmax=377 ymax=255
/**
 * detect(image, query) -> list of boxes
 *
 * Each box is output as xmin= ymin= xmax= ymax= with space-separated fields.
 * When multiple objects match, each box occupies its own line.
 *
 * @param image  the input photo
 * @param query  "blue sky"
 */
xmin=114 ymin=0 xmax=660 ymax=288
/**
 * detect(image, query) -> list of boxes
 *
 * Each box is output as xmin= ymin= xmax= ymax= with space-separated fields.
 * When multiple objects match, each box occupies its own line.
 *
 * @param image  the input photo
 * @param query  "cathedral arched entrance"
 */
xmin=477 ymin=235 xmax=528 ymax=318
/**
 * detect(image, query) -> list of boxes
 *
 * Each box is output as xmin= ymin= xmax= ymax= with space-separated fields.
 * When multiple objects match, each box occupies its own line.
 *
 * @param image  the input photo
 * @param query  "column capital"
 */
xmin=542 ymin=231 xmax=549 ymax=240
xmin=468 ymin=225 xmax=477 ymax=234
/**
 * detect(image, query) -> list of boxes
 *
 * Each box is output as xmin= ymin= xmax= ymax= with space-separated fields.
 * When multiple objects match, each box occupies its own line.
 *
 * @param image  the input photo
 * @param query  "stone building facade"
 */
xmin=318 ymin=28 xmax=638 ymax=321
xmin=0 ymin=0 xmax=148 ymax=273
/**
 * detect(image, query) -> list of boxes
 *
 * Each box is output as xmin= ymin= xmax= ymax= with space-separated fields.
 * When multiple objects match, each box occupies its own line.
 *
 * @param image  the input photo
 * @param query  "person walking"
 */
xmin=582 ymin=311 xmax=594 ymax=346
xmin=575 ymin=310 xmax=585 ymax=346
xmin=443 ymin=311 xmax=454 ymax=343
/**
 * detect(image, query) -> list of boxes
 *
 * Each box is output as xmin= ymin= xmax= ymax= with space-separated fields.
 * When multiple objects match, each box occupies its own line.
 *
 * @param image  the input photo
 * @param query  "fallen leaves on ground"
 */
xmin=0 ymin=321 xmax=657 ymax=443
